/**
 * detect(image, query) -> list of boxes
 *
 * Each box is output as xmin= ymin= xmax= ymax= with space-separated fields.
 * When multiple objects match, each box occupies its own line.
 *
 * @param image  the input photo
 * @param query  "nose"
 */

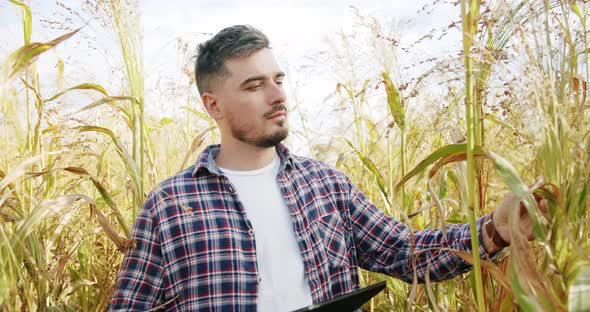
xmin=268 ymin=80 xmax=286 ymax=106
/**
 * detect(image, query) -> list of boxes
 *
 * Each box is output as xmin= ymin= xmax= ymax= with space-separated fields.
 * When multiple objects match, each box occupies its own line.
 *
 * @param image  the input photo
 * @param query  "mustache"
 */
xmin=263 ymin=104 xmax=287 ymax=118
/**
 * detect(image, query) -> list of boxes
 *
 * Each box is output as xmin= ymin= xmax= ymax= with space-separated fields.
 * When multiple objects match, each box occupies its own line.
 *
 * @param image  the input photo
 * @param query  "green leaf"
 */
xmin=510 ymin=260 xmax=544 ymax=311
xmin=23 ymin=166 xmax=129 ymax=236
xmin=5 ymin=28 xmax=80 ymax=79
xmin=429 ymin=147 xmax=487 ymax=179
xmin=76 ymin=125 xmax=140 ymax=201
xmin=12 ymin=194 xmax=91 ymax=250
xmin=570 ymin=1 xmax=583 ymax=21
xmin=75 ymin=95 xmax=137 ymax=112
xmin=179 ymin=127 xmax=215 ymax=171
xmin=45 ymin=83 xmax=109 ymax=102
xmin=485 ymin=114 xmax=515 ymax=131
xmin=576 ymin=182 xmax=587 ymax=220
xmin=64 ymin=167 xmax=129 ymax=236
xmin=71 ymin=96 xmax=136 ymax=129
xmin=9 ymin=0 xmax=32 ymax=44
xmin=438 ymin=170 xmax=448 ymax=199
xmin=0 ymin=154 xmax=57 ymax=192
xmin=159 ymin=117 xmax=174 ymax=126
xmin=345 ymin=138 xmax=388 ymax=199
xmin=395 ymin=144 xmax=487 ymax=194
xmin=382 ymin=72 xmax=405 ymax=131
xmin=446 ymin=211 xmax=467 ymax=224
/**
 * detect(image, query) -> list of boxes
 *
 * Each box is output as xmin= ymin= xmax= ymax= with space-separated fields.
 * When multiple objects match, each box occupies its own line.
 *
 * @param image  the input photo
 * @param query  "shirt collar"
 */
xmin=192 ymin=143 xmax=295 ymax=177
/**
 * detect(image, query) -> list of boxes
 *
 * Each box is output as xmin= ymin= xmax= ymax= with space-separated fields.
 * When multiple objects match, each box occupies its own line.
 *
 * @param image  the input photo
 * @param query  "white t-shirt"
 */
xmin=219 ymin=155 xmax=313 ymax=311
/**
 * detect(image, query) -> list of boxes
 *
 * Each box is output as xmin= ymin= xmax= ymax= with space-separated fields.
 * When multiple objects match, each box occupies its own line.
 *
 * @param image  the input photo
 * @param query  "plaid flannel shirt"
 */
xmin=109 ymin=144 xmax=492 ymax=311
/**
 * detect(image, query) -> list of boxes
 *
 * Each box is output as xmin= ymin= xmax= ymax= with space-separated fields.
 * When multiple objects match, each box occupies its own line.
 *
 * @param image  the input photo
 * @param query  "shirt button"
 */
xmin=228 ymin=185 xmax=235 ymax=193
xmin=248 ymin=230 xmax=254 ymax=236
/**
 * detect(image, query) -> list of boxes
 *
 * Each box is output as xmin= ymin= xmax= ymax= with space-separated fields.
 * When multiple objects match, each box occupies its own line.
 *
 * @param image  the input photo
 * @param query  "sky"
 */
xmin=1 ymin=0 xmax=463 ymax=153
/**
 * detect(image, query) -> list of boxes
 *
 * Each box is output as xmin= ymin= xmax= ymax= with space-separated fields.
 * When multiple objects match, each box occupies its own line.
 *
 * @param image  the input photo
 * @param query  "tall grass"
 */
xmin=1 ymin=0 xmax=589 ymax=311
xmin=325 ymin=1 xmax=589 ymax=311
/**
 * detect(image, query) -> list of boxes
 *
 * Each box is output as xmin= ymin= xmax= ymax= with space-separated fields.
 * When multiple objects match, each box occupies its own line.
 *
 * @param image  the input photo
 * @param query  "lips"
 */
xmin=268 ymin=111 xmax=286 ymax=119
xmin=264 ymin=104 xmax=288 ymax=119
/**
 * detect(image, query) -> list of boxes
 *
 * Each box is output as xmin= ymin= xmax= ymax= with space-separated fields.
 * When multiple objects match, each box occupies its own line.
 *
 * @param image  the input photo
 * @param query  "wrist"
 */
xmin=484 ymin=213 xmax=509 ymax=252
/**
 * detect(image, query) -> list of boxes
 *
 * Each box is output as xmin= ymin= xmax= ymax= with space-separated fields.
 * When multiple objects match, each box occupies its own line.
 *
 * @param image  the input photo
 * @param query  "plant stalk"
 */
xmin=461 ymin=0 xmax=485 ymax=310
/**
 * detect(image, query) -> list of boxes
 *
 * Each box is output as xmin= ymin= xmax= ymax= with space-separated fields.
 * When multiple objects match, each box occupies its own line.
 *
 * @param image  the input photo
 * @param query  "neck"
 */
xmin=215 ymin=136 xmax=278 ymax=171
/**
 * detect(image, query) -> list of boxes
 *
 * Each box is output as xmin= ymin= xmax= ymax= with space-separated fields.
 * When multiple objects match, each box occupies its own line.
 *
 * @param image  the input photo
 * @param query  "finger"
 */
xmin=520 ymin=194 xmax=549 ymax=214
xmin=533 ymin=193 xmax=546 ymax=210
xmin=517 ymin=177 xmax=545 ymax=215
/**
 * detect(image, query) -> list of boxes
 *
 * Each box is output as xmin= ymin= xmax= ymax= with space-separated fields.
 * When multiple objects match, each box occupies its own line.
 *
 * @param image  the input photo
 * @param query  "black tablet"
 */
xmin=292 ymin=281 xmax=387 ymax=312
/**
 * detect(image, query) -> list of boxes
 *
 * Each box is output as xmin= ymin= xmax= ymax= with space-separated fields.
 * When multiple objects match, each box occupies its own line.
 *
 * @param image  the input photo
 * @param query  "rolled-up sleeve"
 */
xmin=346 ymin=178 xmax=490 ymax=283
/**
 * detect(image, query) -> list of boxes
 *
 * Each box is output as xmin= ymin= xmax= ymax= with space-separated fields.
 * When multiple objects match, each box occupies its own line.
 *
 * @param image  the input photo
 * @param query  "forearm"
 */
xmin=347 ymin=178 xmax=500 ymax=283
xmin=400 ymin=217 xmax=492 ymax=283
xmin=354 ymin=212 xmax=495 ymax=284
xmin=396 ymin=216 xmax=507 ymax=283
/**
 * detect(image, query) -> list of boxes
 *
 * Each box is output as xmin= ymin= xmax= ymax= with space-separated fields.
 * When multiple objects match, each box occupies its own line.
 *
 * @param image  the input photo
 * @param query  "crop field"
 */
xmin=1 ymin=0 xmax=589 ymax=311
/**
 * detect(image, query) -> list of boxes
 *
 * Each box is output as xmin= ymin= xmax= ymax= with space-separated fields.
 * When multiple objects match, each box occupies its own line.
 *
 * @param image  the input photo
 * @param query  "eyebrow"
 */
xmin=240 ymin=71 xmax=286 ymax=88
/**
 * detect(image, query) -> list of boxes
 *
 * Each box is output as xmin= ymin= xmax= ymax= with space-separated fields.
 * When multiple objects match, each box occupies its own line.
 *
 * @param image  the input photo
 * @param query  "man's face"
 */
xmin=212 ymin=48 xmax=288 ymax=148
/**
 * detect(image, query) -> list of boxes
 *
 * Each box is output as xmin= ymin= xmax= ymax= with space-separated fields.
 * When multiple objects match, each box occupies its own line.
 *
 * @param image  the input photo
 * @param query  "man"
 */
xmin=109 ymin=25 xmax=546 ymax=311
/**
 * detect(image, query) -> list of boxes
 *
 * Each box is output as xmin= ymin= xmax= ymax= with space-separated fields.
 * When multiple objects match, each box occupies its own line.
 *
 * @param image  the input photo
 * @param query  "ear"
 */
xmin=202 ymin=92 xmax=224 ymax=120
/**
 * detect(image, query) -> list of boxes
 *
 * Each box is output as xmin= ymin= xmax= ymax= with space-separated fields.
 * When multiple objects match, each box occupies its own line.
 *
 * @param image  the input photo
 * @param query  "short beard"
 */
xmin=230 ymin=120 xmax=289 ymax=148
xmin=252 ymin=127 xmax=289 ymax=148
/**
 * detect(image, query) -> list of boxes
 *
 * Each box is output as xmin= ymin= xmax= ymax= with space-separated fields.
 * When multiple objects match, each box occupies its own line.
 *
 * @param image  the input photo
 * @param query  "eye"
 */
xmin=247 ymin=84 xmax=262 ymax=91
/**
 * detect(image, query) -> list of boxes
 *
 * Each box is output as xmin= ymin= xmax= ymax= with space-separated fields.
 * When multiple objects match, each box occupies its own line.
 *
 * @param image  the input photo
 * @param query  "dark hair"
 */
xmin=194 ymin=25 xmax=270 ymax=96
